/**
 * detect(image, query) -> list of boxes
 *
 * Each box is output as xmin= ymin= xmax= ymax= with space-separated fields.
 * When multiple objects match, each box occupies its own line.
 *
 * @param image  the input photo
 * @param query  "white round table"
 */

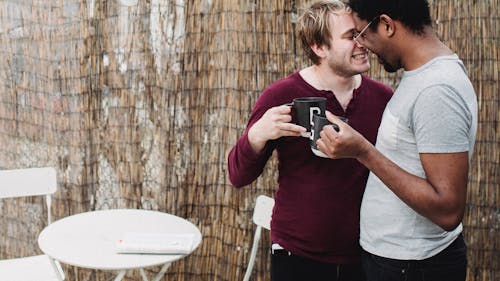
xmin=38 ymin=209 xmax=202 ymax=281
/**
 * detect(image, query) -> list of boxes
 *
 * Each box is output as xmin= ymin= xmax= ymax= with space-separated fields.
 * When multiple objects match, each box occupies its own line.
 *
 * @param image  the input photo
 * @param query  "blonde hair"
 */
xmin=297 ymin=1 xmax=351 ymax=65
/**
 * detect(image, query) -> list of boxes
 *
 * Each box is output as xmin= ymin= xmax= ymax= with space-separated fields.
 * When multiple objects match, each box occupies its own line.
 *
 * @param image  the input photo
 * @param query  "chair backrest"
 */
xmin=0 ymin=167 xmax=57 ymax=224
xmin=252 ymin=195 xmax=274 ymax=230
xmin=0 ymin=167 xmax=57 ymax=199
xmin=243 ymin=195 xmax=274 ymax=281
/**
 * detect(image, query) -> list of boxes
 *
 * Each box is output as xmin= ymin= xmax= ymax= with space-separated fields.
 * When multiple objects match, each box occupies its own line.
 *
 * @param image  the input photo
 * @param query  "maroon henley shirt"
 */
xmin=228 ymin=72 xmax=392 ymax=264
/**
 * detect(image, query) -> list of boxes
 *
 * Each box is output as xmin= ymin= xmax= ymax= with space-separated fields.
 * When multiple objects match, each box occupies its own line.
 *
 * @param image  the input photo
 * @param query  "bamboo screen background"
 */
xmin=0 ymin=0 xmax=497 ymax=280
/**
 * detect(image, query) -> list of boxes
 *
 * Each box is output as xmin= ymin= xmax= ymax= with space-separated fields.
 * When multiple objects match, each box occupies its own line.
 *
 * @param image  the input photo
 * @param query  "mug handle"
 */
xmin=331 ymin=116 xmax=348 ymax=132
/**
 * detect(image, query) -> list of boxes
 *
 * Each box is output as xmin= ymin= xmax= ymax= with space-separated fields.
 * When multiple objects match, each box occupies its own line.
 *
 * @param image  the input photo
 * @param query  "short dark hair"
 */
xmin=348 ymin=0 xmax=432 ymax=34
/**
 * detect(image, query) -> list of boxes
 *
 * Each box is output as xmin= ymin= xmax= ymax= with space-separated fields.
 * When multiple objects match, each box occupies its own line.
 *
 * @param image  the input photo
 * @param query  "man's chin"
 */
xmin=348 ymin=66 xmax=370 ymax=76
xmin=355 ymin=63 xmax=370 ymax=74
xmin=382 ymin=64 xmax=398 ymax=73
xmin=377 ymin=56 xmax=398 ymax=73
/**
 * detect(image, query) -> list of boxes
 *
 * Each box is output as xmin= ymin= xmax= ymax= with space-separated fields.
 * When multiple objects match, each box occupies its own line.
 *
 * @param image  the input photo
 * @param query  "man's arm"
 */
xmin=247 ymin=105 xmax=306 ymax=153
xmin=317 ymin=113 xmax=468 ymax=231
xmin=227 ymin=105 xmax=305 ymax=187
xmin=356 ymin=142 xmax=467 ymax=231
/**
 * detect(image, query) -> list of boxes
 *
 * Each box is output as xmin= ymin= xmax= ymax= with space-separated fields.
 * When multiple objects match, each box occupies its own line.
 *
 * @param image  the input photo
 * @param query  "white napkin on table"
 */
xmin=116 ymin=232 xmax=195 ymax=254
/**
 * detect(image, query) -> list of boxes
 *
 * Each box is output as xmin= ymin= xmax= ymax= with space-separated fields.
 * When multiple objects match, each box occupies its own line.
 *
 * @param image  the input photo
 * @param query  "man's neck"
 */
xmin=299 ymin=65 xmax=360 ymax=111
xmin=400 ymin=26 xmax=454 ymax=71
xmin=300 ymin=65 xmax=360 ymax=94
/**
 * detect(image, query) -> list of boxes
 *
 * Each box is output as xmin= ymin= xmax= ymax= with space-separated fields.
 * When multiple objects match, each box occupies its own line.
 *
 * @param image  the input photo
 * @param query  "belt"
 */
xmin=271 ymin=243 xmax=292 ymax=255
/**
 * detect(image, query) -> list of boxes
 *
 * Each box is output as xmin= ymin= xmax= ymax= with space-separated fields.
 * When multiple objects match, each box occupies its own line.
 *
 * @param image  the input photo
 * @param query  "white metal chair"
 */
xmin=243 ymin=195 xmax=275 ymax=281
xmin=0 ymin=167 xmax=65 ymax=281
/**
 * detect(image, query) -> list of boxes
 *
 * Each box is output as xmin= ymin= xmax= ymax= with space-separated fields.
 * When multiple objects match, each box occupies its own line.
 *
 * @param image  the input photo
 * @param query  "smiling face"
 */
xmin=318 ymin=12 xmax=371 ymax=77
xmin=352 ymin=13 xmax=401 ymax=73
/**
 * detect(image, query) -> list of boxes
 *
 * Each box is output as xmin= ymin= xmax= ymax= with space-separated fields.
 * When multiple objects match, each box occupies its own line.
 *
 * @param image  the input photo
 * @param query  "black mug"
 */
xmin=310 ymin=114 xmax=348 ymax=158
xmin=286 ymin=97 xmax=326 ymax=138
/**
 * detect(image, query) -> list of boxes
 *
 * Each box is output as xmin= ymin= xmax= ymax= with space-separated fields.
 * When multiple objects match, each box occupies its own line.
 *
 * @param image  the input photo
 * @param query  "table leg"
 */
xmin=113 ymin=270 xmax=127 ymax=281
xmin=139 ymin=268 xmax=149 ymax=281
xmin=151 ymin=263 xmax=172 ymax=281
xmin=48 ymin=257 xmax=64 ymax=281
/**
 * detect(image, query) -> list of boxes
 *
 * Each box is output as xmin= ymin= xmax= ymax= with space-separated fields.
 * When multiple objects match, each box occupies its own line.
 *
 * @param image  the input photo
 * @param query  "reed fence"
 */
xmin=0 ymin=0 xmax=498 ymax=280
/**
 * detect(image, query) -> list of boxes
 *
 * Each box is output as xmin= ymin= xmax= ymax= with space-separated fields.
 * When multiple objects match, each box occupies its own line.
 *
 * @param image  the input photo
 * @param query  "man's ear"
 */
xmin=379 ymin=14 xmax=395 ymax=37
xmin=311 ymin=44 xmax=327 ymax=59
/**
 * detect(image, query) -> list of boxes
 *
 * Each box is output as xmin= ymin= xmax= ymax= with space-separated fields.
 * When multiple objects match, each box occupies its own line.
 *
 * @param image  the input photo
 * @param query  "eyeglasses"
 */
xmin=353 ymin=16 xmax=380 ymax=44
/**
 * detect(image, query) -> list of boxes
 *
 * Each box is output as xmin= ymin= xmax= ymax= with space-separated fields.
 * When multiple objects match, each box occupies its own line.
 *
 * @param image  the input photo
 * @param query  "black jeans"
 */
xmin=361 ymin=234 xmax=467 ymax=281
xmin=270 ymin=246 xmax=365 ymax=281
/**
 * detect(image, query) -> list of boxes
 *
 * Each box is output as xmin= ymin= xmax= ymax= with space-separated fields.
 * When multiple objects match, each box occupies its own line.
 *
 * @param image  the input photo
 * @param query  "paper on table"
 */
xmin=116 ymin=232 xmax=195 ymax=254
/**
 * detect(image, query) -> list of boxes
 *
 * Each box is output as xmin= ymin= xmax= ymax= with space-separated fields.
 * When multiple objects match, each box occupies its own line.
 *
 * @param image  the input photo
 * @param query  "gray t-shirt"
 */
xmin=360 ymin=54 xmax=478 ymax=260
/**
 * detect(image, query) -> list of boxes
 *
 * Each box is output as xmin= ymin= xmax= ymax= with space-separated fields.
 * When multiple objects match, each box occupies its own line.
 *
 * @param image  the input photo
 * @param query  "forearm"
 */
xmin=247 ymin=125 xmax=267 ymax=154
xmin=227 ymin=133 xmax=271 ymax=188
xmin=357 ymin=144 xmax=467 ymax=231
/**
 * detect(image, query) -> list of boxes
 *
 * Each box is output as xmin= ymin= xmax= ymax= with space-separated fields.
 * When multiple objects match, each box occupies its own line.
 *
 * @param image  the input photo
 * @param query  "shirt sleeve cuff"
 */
xmin=238 ymin=131 xmax=267 ymax=162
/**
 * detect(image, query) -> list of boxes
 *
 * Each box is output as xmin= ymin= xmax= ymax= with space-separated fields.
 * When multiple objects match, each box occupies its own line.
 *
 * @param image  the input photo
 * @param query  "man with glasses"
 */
xmin=317 ymin=1 xmax=477 ymax=281
xmin=227 ymin=1 xmax=392 ymax=280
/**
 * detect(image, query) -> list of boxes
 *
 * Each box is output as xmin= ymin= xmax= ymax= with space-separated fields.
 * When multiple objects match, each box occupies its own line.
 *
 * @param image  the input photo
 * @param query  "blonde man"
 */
xmin=228 ymin=1 xmax=392 ymax=280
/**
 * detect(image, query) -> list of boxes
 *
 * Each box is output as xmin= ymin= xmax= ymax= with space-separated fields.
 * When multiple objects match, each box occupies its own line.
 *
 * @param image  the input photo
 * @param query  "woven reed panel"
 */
xmin=0 ymin=0 xmax=497 ymax=280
